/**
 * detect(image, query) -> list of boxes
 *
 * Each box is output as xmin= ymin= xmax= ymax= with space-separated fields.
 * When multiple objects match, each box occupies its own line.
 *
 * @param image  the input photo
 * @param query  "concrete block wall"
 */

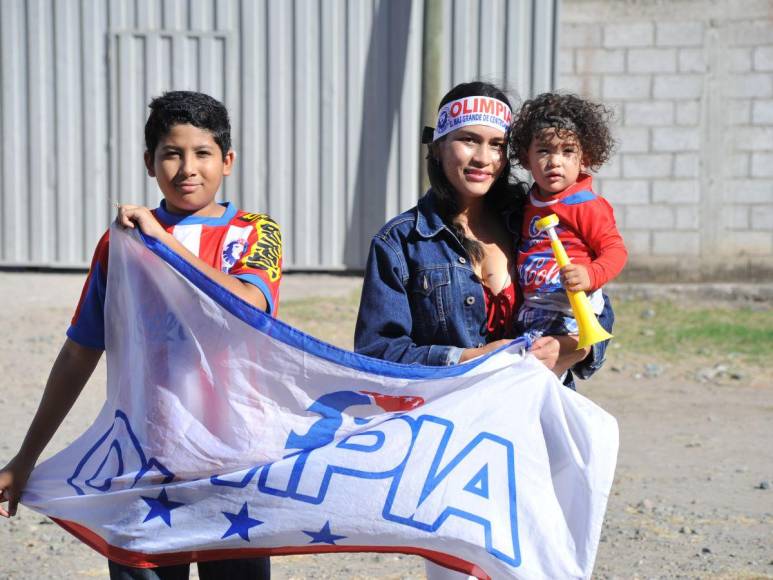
xmin=558 ymin=0 xmax=773 ymax=281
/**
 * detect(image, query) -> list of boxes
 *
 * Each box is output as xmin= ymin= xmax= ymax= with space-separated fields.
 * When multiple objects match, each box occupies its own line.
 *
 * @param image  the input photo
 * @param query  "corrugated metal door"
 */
xmin=0 ymin=0 xmax=558 ymax=270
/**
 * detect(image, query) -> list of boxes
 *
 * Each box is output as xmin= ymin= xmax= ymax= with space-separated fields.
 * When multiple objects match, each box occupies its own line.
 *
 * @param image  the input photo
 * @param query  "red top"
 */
xmin=518 ymin=173 xmax=627 ymax=294
xmin=481 ymin=280 xmax=518 ymax=341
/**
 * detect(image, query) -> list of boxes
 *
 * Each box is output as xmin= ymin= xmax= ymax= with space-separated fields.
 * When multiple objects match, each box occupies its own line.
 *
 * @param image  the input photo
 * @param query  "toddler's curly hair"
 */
xmin=510 ymin=92 xmax=615 ymax=172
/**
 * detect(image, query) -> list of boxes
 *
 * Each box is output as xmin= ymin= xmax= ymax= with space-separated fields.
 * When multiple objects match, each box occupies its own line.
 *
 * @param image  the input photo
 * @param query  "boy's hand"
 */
xmin=115 ymin=204 xmax=167 ymax=240
xmin=0 ymin=456 xmax=34 ymax=517
xmin=560 ymin=263 xmax=592 ymax=293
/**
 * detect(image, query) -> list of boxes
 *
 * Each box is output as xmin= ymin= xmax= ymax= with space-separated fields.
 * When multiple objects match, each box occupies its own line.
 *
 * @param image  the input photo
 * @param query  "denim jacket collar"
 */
xmin=414 ymin=190 xmax=450 ymax=239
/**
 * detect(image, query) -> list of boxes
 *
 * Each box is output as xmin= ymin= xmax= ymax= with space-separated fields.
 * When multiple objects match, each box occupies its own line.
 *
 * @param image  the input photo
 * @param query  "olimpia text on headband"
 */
xmin=421 ymin=96 xmax=513 ymax=144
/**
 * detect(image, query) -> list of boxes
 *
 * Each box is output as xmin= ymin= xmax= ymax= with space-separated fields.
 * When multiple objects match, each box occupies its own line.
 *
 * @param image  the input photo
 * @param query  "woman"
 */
xmin=353 ymin=81 xmax=613 ymax=578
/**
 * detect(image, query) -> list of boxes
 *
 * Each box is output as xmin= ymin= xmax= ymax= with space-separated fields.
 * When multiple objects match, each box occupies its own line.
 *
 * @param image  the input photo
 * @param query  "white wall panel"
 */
xmin=0 ymin=0 xmax=559 ymax=269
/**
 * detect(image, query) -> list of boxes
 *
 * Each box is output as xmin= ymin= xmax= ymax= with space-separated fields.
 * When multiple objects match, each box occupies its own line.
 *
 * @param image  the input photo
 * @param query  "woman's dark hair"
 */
xmin=510 ymin=92 xmax=615 ymax=172
xmin=145 ymin=91 xmax=231 ymax=157
xmin=426 ymin=81 xmax=526 ymax=264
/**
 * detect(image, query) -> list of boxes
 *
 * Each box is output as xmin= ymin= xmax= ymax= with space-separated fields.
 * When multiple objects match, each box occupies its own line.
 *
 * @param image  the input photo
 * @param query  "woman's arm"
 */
xmin=355 ymin=236 xmax=462 ymax=366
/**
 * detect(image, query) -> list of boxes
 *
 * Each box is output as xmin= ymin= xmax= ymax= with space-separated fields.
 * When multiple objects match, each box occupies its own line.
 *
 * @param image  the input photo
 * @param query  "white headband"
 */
xmin=431 ymin=96 xmax=512 ymax=142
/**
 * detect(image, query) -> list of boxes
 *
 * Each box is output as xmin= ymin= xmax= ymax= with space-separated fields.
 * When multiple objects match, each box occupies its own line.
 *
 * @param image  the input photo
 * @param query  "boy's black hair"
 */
xmin=510 ymin=92 xmax=614 ymax=172
xmin=425 ymin=81 xmax=527 ymax=264
xmin=144 ymin=91 xmax=231 ymax=157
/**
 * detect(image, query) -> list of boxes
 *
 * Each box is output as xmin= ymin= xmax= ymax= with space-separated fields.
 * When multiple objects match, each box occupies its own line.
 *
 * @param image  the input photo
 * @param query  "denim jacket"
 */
xmin=354 ymin=190 xmax=614 ymax=386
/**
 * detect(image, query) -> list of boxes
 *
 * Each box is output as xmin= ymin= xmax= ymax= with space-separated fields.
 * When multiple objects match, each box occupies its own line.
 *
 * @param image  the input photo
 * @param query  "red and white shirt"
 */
xmin=517 ymin=174 xmax=627 ymax=314
xmin=68 ymin=202 xmax=282 ymax=350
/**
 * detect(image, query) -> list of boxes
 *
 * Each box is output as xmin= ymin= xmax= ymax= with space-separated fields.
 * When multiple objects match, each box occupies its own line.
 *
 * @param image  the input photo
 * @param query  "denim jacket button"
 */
xmin=477 ymin=342 xmax=485 ymax=348
xmin=458 ymin=256 xmax=467 ymax=264
xmin=465 ymin=295 xmax=475 ymax=305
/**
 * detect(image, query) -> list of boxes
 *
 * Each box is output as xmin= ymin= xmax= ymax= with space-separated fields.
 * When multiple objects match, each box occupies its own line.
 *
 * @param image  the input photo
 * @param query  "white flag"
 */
xmin=22 ymin=225 xmax=618 ymax=579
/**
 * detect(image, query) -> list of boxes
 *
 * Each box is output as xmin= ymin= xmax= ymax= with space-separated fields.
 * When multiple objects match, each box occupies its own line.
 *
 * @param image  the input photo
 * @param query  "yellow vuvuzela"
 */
xmin=535 ymin=213 xmax=613 ymax=350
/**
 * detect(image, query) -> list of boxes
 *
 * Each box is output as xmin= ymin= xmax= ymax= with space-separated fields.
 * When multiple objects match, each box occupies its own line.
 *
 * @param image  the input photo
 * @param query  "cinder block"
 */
xmin=752 ymin=100 xmax=773 ymax=124
xmin=625 ymin=205 xmax=675 ymax=229
xmin=729 ymin=99 xmax=752 ymax=125
xmin=678 ymin=48 xmax=706 ymax=73
xmin=751 ymin=153 xmax=773 ymax=177
xmin=675 ymin=100 xmax=700 ymax=125
xmin=726 ymin=74 xmax=773 ymax=98
xmin=656 ymin=21 xmax=704 ymax=47
xmin=604 ymin=22 xmax=654 ymax=48
xmin=731 ymin=154 xmax=750 ymax=178
xmin=557 ymin=75 xmax=602 ymax=98
xmin=600 ymin=180 xmax=650 ymax=204
xmin=733 ymin=179 xmax=773 ymax=203
xmin=619 ymin=230 xmax=651 ymax=255
xmin=753 ymin=46 xmax=773 ymax=71
xmin=750 ymin=206 xmax=773 ymax=229
xmin=720 ymin=205 xmax=749 ymax=230
xmin=628 ymin=48 xmax=677 ymax=73
xmin=652 ymin=180 xmax=700 ymax=203
xmin=575 ymin=48 xmax=625 ymax=73
xmin=603 ymin=75 xmax=651 ymax=100
xmin=624 ymin=101 xmax=674 ymax=126
xmin=730 ymin=231 xmax=773 ymax=255
xmin=652 ymin=127 xmax=700 ymax=152
xmin=728 ymin=22 xmax=773 ymax=46
xmin=733 ymin=127 xmax=773 ymax=151
xmin=559 ymin=49 xmax=575 ymax=75
xmin=561 ymin=23 xmax=603 ymax=48
xmin=727 ymin=48 xmax=753 ymax=73
xmin=652 ymin=231 xmax=700 ymax=255
xmin=675 ymin=206 xmax=700 ymax=229
xmin=595 ymin=153 xmax=622 ymax=178
xmin=653 ymin=75 xmax=704 ymax=99
xmin=615 ymin=127 xmax=650 ymax=152
xmin=674 ymin=153 xmax=700 ymax=177
xmin=623 ymin=154 xmax=673 ymax=178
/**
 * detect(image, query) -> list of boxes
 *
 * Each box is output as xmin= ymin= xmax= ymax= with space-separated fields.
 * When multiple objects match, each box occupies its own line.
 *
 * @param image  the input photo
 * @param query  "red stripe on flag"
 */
xmin=51 ymin=517 xmax=491 ymax=579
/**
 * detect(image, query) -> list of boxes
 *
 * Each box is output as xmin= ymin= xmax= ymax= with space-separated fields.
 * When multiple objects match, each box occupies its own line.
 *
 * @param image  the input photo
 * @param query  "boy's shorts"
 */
xmin=517 ymin=305 xmax=578 ymax=339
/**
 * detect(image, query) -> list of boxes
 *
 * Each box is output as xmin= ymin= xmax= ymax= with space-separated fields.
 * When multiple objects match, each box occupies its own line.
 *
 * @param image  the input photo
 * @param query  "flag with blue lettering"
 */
xmin=21 ymin=226 xmax=618 ymax=579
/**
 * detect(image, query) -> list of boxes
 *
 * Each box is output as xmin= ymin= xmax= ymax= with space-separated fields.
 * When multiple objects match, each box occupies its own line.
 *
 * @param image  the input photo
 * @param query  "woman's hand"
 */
xmin=459 ymin=339 xmax=512 ymax=363
xmin=115 ymin=204 xmax=168 ymax=240
xmin=529 ymin=335 xmax=590 ymax=376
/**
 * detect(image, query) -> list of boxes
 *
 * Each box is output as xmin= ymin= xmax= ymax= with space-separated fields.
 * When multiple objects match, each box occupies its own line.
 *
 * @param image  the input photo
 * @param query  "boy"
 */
xmin=0 ymin=91 xmax=279 ymax=579
xmin=510 ymin=92 xmax=627 ymax=340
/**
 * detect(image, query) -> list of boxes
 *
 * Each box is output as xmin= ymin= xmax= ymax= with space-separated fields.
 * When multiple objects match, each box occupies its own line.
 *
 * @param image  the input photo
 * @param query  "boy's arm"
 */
xmin=0 ymin=338 xmax=102 ymax=517
xmin=117 ymin=205 xmax=269 ymax=312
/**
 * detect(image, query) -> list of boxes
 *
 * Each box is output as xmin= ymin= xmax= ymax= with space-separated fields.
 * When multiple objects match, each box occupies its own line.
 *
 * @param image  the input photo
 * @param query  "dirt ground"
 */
xmin=0 ymin=271 xmax=771 ymax=579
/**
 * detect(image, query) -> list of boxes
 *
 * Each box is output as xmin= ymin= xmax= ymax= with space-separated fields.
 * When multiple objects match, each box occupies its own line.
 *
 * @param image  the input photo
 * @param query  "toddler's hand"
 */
xmin=560 ymin=263 xmax=591 ymax=293
xmin=115 ymin=204 xmax=166 ymax=240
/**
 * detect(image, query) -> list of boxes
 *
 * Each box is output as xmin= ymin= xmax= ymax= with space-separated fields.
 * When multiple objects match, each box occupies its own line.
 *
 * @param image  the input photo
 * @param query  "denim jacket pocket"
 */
xmin=409 ymin=266 xmax=451 ymax=340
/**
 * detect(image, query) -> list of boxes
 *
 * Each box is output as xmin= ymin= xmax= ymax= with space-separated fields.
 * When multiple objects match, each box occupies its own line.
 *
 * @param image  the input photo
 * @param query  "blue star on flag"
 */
xmin=222 ymin=502 xmax=263 ymax=541
xmin=302 ymin=521 xmax=347 ymax=545
xmin=141 ymin=488 xmax=184 ymax=527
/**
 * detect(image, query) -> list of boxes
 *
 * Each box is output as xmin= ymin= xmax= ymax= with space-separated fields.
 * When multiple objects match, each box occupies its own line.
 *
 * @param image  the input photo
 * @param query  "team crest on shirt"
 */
xmin=222 ymin=238 xmax=249 ymax=272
